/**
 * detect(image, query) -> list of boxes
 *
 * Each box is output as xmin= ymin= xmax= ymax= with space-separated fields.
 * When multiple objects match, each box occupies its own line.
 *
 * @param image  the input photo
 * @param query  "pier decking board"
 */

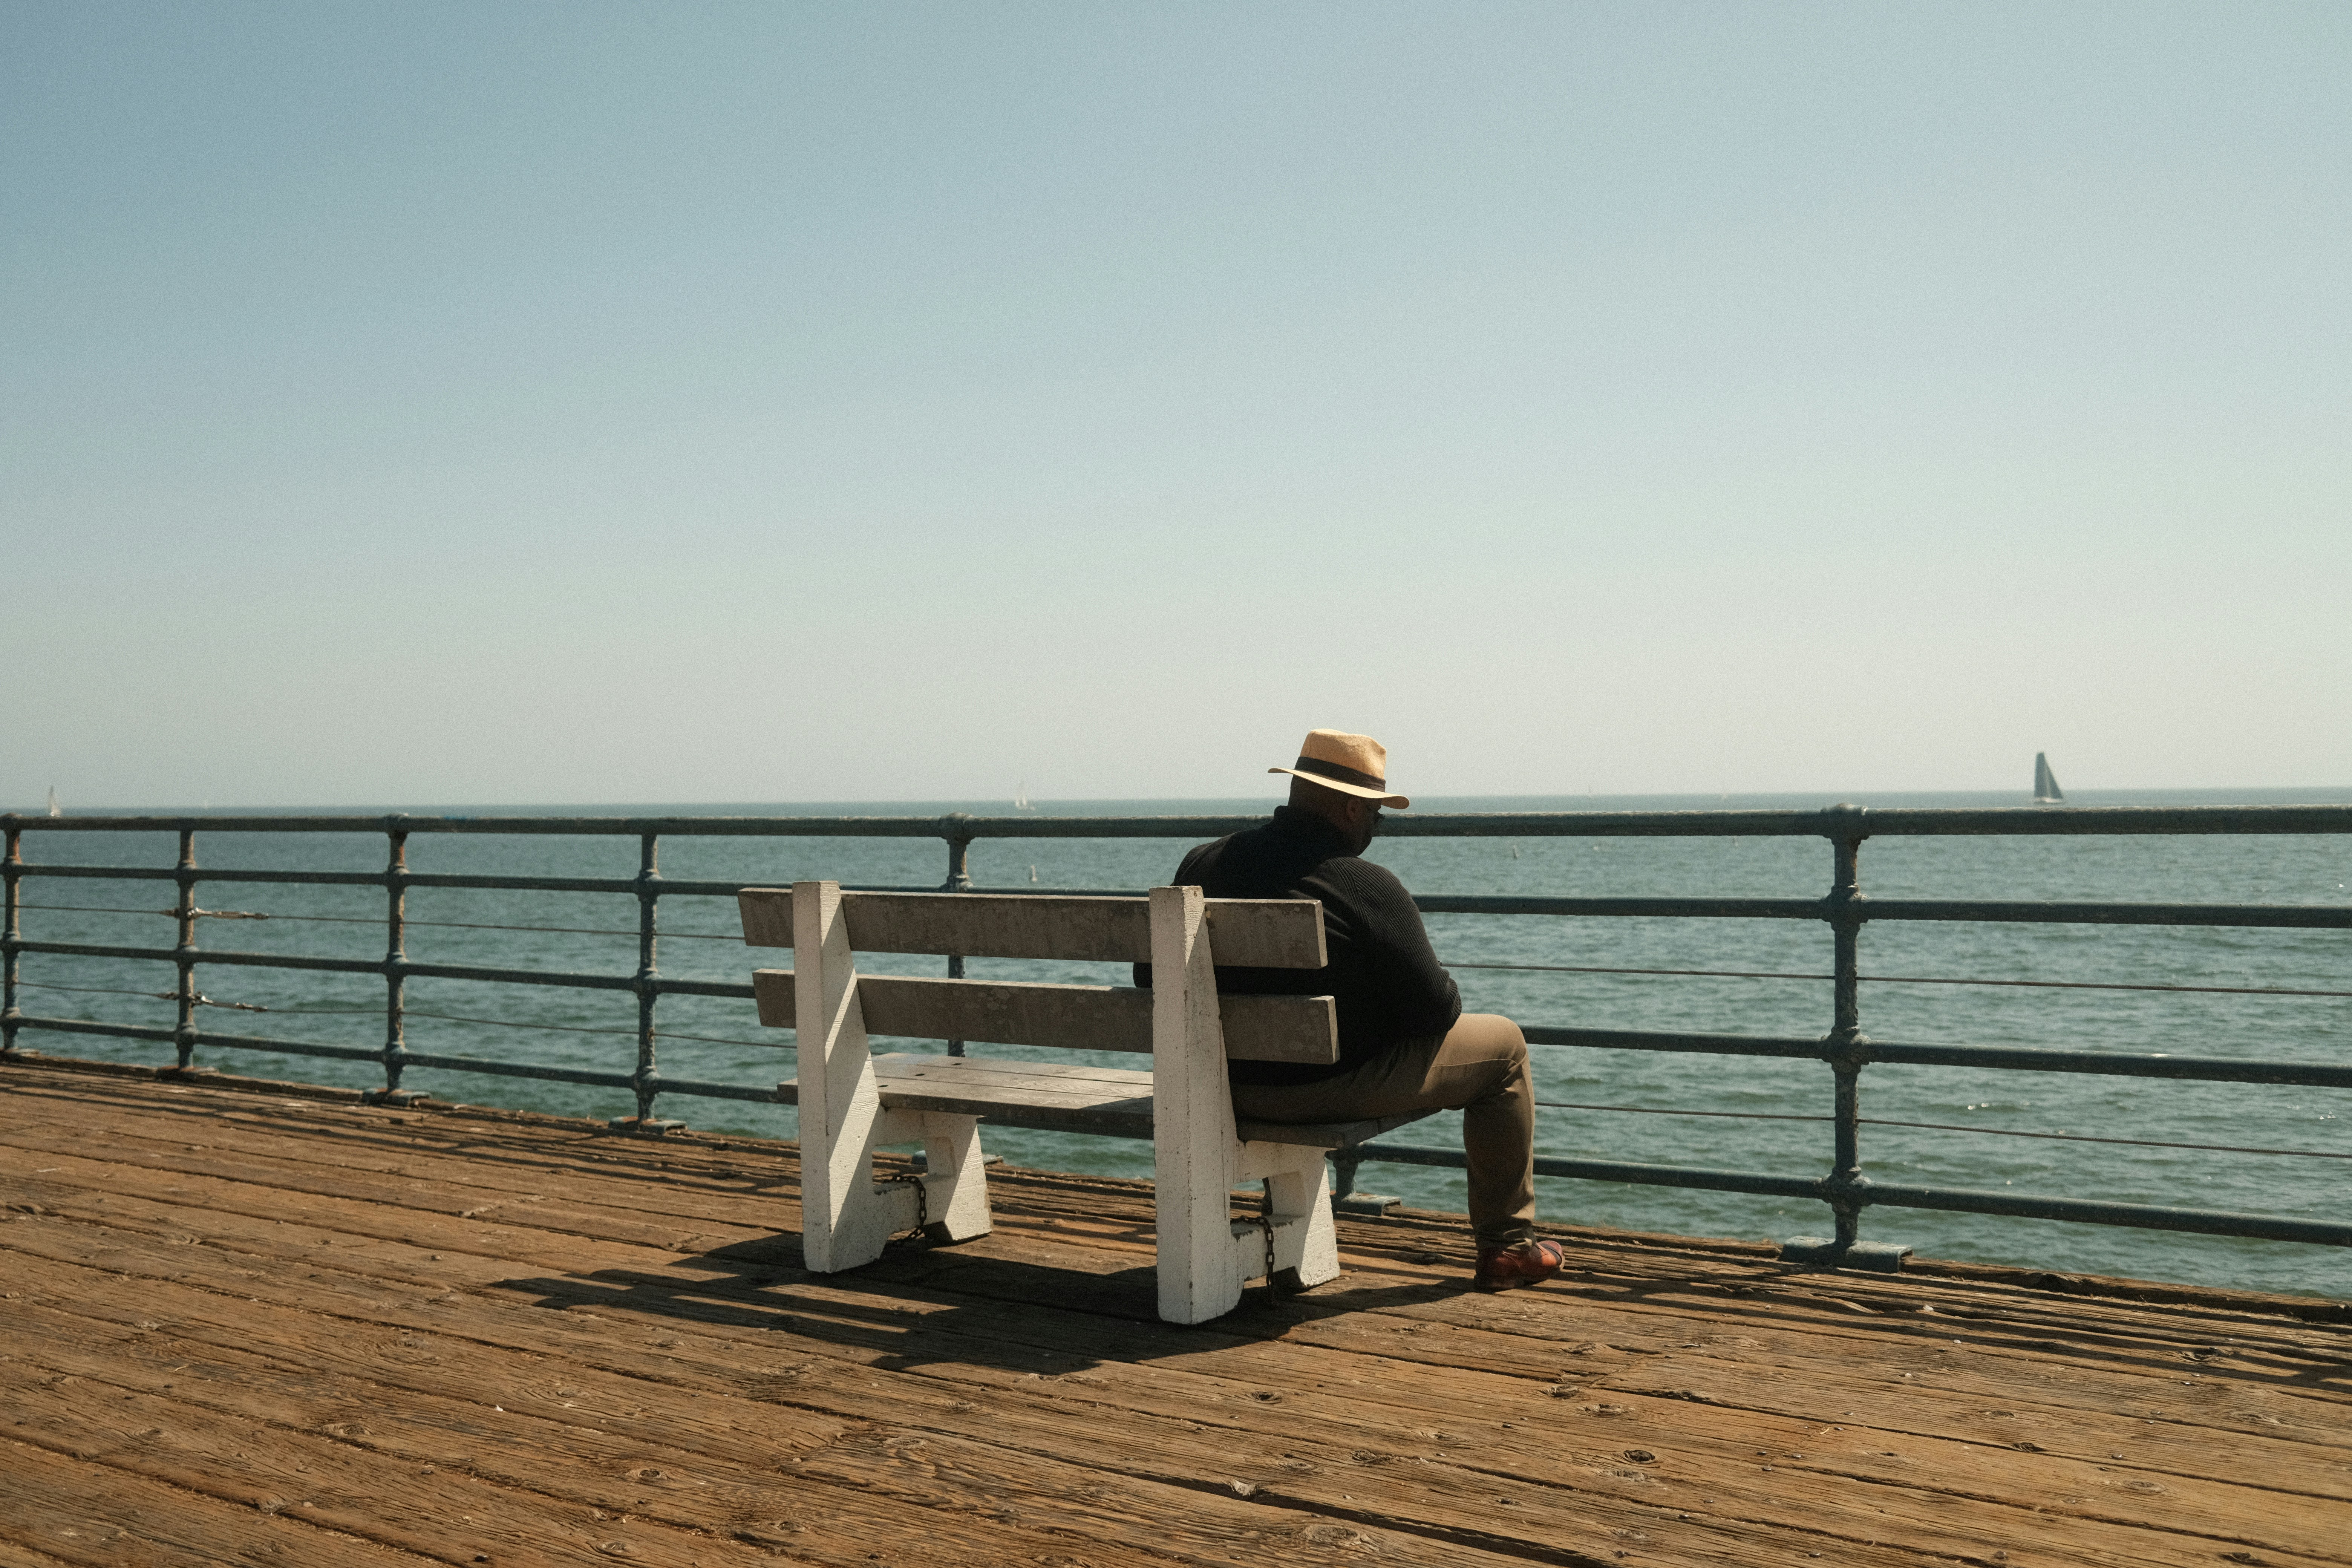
xmin=0 ymin=1435 xmax=427 ymax=1568
xmin=2 ymin=1061 xmax=2346 ymax=1567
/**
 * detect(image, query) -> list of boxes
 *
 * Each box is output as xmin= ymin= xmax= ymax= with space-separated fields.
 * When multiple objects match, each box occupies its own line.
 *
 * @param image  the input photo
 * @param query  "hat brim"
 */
xmin=1270 ymin=767 xmax=1409 ymax=810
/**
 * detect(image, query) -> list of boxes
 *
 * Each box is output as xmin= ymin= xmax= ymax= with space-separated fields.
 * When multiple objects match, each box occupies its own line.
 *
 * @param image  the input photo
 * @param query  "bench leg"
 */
xmin=805 ymin=1150 xmax=900 ymax=1273
xmin=1157 ymin=1187 xmax=1248 ymax=1326
xmin=807 ymin=1105 xmax=906 ymax=1272
xmin=1261 ymin=1145 xmax=1340 ymax=1289
xmin=917 ymin=1112 xmax=992 ymax=1243
xmin=1158 ymin=1220 xmax=1266 ymax=1324
xmin=1156 ymin=1143 xmax=1345 ymax=1323
xmin=1237 ymin=1140 xmax=1340 ymax=1290
xmin=806 ymin=1108 xmax=989 ymax=1270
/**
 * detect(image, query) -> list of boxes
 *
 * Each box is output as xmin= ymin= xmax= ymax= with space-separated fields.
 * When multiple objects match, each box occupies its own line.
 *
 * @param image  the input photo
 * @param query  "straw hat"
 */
xmin=1271 ymin=729 xmax=1410 ymax=809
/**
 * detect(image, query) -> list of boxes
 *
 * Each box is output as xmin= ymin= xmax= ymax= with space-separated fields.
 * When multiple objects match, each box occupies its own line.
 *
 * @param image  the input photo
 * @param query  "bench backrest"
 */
xmin=737 ymin=885 xmax=1337 ymax=1066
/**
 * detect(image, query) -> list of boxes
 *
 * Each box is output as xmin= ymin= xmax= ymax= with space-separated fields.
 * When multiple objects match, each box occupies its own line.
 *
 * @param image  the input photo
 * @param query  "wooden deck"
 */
xmin=3 ymin=1057 xmax=2347 ymax=1568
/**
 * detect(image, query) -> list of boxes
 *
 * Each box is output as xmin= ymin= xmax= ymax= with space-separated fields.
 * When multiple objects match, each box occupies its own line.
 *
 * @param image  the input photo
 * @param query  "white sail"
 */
xmin=2034 ymin=753 xmax=2064 ymax=804
xmin=46 ymin=786 xmax=60 ymax=818
xmin=1013 ymin=779 xmax=1031 ymax=810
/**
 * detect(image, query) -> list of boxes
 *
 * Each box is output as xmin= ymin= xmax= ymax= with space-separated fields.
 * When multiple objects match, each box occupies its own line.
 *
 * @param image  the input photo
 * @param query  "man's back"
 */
xmin=1140 ymin=804 xmax=1460 ymax=1086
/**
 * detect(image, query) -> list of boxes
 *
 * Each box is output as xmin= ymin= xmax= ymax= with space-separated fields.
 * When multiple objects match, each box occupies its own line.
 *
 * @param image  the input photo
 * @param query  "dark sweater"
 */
xmin=1133 ymin=807 xmax=1461 ymax=1086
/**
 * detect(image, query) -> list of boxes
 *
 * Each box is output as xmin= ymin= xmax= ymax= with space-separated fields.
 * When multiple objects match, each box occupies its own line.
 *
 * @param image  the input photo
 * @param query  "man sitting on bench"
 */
xmin=1139 ymin=728 xmax=1565 ymax=1292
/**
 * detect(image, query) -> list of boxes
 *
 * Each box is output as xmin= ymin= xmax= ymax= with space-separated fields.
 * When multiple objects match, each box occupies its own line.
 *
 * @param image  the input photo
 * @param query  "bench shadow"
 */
xmin=482 ymin=1230 xmax=2352 ymax=1415
xmin=485 ymin=1230 xmax=1467 ymax=1378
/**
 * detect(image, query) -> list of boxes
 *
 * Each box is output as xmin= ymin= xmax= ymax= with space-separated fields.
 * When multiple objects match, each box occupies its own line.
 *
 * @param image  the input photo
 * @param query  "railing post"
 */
xmin=942 ymin=815 xmax=974 ymax=1057
xmin=1326 ymin=1139 xmax=1402 ymax=1217
xmin=1828 ymin=812 xmax=1865 ymax=1246
xmin=370 ymin=825 xmax=419 ymax=1104
xmin=635 ymin=832 xmax=663 ymax=1119
xmin=2 ymin=827 xmax=21 ymax=1057
xmin=1784 ymin=804 xmax=1906 ymax=1272
xmin=612 ymin=833 xmax=684 ymax=1133
xmin=169 ymin=828 xmax=204 ymax=1074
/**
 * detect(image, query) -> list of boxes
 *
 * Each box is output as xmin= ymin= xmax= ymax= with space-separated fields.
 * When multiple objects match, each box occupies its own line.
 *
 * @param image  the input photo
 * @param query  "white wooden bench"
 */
xmin=737 ymin=880 xmax=1429 ymax=1324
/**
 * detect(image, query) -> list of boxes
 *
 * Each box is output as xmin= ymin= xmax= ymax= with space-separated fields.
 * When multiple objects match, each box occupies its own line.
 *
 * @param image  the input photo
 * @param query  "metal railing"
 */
xmin=4 ymin=805 xmax=2349 ymax=1264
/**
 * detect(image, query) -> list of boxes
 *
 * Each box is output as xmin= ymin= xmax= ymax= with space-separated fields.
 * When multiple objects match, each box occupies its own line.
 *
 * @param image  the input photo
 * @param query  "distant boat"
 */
xmin=46 ymin=786 xmax=60 ymax=818
xmin=1013 ymin=780 xmax=1034 ymax=811
xmin=2034 ymin=753 xmax=2065 ymax=804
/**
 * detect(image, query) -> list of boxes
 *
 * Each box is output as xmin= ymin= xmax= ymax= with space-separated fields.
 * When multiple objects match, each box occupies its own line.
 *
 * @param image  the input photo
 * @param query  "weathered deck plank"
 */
xmin=0 ymin=1432 xmax=435 ymax=1567
xmin=5 ymin=1057 xmax=2347 ymax=1567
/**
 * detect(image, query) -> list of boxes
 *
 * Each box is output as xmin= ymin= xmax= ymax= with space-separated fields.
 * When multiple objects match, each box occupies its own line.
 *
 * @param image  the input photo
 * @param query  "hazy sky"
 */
xmin=5 ymin=2 xmax=2346 ymax=807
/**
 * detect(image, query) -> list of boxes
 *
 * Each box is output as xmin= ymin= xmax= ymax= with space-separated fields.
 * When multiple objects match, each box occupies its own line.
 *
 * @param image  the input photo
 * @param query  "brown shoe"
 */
xmin=1472 ymin=1237 xmax=1565 ymax=1292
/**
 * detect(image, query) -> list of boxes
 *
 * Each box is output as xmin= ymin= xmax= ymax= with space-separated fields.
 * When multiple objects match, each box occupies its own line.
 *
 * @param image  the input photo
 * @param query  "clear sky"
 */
xmin=5 ymin=2 xmax=2346 ymax=807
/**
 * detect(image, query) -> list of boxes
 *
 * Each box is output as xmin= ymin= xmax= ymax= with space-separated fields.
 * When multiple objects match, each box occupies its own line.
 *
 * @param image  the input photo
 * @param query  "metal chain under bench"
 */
xmin=737 ymin=881 xmax=1432 ymax=1323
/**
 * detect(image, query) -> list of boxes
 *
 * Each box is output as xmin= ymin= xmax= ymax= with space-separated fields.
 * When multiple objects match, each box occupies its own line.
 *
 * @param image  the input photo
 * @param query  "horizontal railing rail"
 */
xmin=5 ymin=804 xmax=2348 ymax=1268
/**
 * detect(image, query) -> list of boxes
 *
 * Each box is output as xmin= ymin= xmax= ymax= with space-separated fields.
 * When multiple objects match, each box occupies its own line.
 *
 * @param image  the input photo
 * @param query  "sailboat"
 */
xmin=1013 ymin=780 xmax=1034 ymax=811
xmin=46 ymin=786 xmax=60 ymax=818
xmin=2033 ymin=753 xmax=2065 ymax=804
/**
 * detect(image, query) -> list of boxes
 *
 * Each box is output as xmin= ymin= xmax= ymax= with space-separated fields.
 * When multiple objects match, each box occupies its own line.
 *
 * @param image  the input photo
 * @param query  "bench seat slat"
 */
xmin=738 ymin=889 xmax=1326 ymax=969
xmin=859 ymin=1058 xmax=1155 ymax=1097
xmin=771 ymin=1053 xmax=1430 ymax=1150
xmin=750 ymin=970 xmax=1336 ymax=1064
xmin=778 ymin=1054 xmax=1158 ymax=1139
xmin=1233 ymin=1108 xmax=1436 ymax=1149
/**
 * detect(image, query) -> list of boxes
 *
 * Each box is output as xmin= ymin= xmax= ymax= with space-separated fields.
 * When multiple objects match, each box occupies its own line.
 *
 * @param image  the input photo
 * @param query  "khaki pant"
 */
xmin=1230 ymin=1013 xmax=1536 ymax=1247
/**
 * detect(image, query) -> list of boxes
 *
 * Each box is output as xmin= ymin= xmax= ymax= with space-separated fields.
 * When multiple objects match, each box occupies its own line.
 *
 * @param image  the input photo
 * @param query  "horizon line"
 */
xmin=19 ymin=783 xmax=2352 ymax=816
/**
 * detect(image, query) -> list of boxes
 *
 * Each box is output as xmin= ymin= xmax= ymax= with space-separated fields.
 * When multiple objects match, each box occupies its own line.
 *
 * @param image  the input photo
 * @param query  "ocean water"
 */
xmin=9 ymin=788 xmax=2349 ymax=1300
